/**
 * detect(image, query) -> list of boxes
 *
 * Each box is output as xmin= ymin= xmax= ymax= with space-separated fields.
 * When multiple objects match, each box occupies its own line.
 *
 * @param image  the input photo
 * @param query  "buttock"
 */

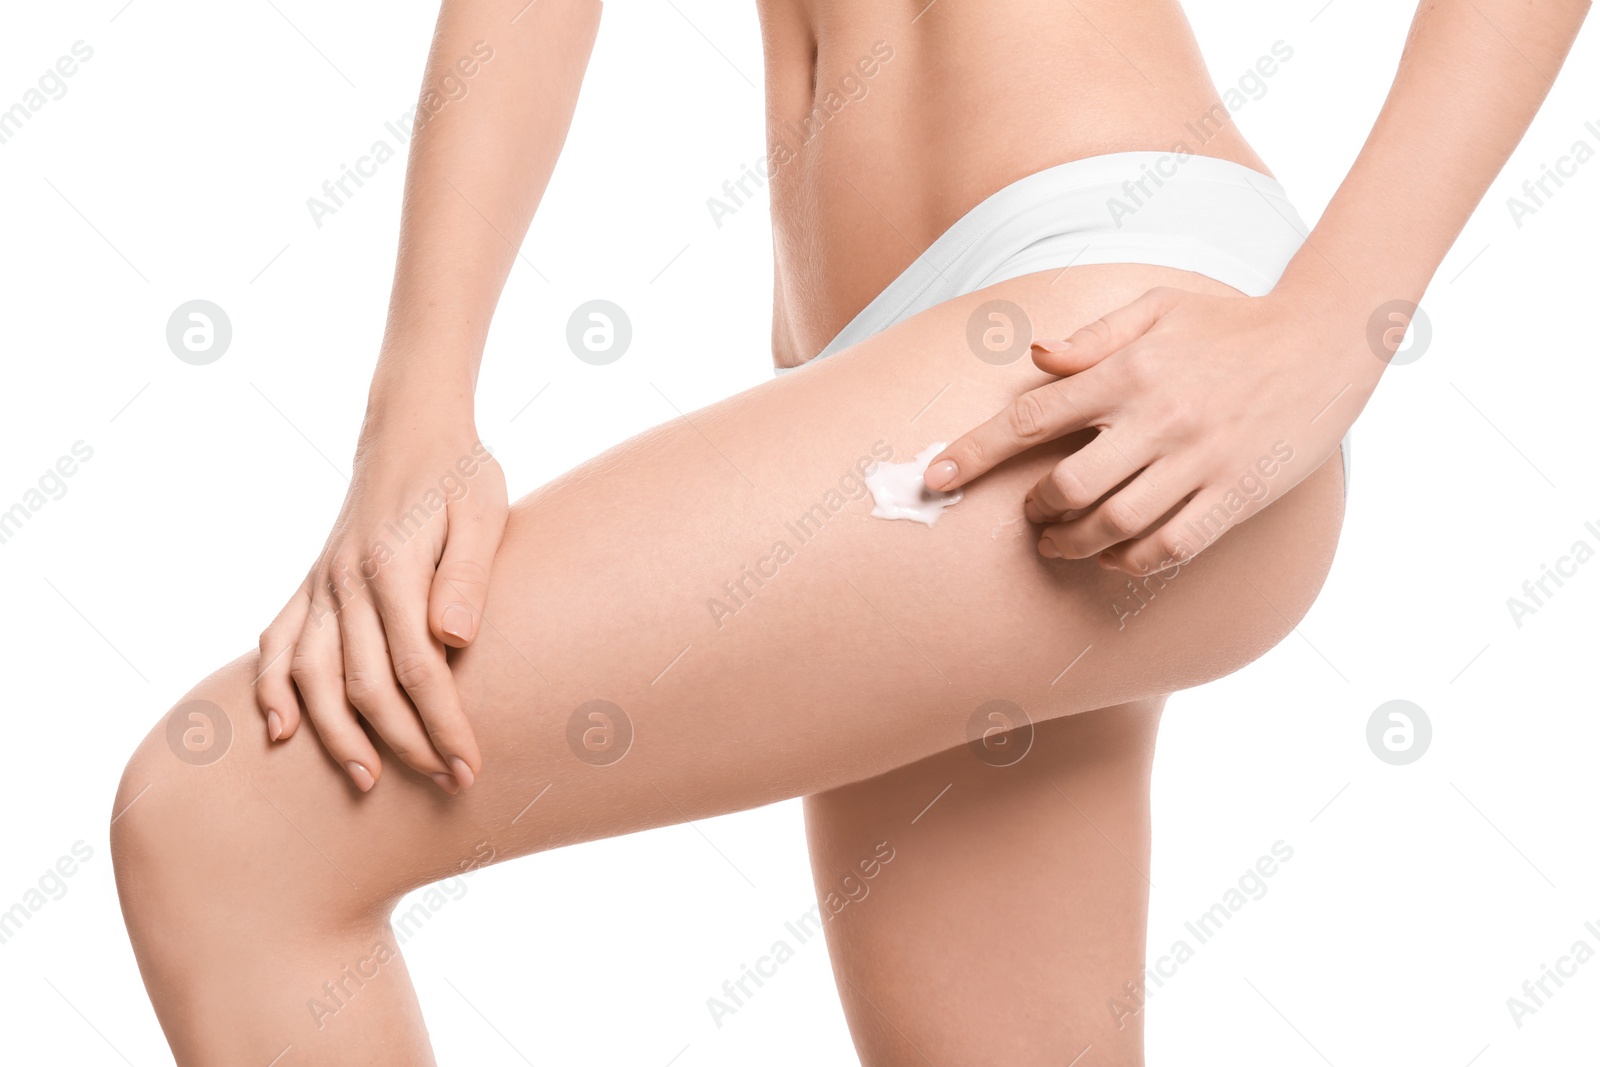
xmin=777 ymin=150 xmax=1353 ymax=497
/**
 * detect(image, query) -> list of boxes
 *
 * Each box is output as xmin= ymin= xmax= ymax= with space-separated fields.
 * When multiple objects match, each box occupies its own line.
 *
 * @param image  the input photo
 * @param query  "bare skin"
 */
xmin=114 ymin=264 xmax=1345 ymax=1065
xmin=764 ymin=5 xmax=1274 ymax=1060
xmin=805 ymin=698 xmax=1167 ymax=1065
xmin=109 ymin=0 xmax=1589 ymax=1063
xmin=757 ymin=0 xmax=1272 ymax=365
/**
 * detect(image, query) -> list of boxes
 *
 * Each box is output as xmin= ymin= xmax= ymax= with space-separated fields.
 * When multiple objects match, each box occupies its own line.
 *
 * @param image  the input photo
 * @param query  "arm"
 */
xmin=1276 ymin=0 xmax=1588 ymax=329
xmin=255 ymin=0 xmax=603 ymax=793
xmin=926 ymin=0 xmax=1590 ymax=574
xmin=373 ymin=0 xmax=601 ymax=406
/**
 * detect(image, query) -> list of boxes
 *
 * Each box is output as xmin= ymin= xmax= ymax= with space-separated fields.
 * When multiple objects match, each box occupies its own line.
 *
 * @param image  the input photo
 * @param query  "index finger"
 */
xmin=925 ymin=377 xmax=1101 ymax=492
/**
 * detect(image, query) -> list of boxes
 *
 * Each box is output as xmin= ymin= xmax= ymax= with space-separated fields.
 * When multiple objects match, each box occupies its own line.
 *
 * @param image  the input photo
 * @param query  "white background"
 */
xmin=1 ymin=0 xmax=1597 ymax=1063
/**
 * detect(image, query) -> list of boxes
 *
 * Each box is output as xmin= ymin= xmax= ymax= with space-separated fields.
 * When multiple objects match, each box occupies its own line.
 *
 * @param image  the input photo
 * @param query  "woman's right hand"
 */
xmin=253 ymin=396 xmax=507 ymax=795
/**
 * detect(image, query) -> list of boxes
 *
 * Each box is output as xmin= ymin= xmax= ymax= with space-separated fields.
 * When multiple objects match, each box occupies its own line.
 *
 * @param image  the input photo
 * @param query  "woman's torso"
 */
xmin=756 ymin=0 xmax=1272 ymax=365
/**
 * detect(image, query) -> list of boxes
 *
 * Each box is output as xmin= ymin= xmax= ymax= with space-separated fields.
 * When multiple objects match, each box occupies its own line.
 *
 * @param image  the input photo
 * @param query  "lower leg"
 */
xmin=804 ymin=699 xmax=1165 ymax=1067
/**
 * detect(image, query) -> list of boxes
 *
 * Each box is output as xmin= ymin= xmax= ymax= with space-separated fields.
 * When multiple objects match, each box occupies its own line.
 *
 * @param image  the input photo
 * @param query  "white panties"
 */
xmin=779 ymin=150 xmax=1351 ymax=496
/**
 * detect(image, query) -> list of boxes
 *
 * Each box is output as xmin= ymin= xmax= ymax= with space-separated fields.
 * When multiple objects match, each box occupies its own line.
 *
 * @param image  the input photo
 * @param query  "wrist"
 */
xmin=366 ymin=378 xmax=475 ymax=426
xmin=361 ymin=376 xmax=478 ymax=454
xmin=1269 ymin=261 xmax=1409 ymax=392
xmin=368 ymin=347 xmax=476 ymax=422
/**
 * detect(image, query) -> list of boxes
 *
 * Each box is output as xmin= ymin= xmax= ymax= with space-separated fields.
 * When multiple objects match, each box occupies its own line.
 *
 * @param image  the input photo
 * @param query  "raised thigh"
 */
xmin=116 ymin=265 xmax=1343 ymax=923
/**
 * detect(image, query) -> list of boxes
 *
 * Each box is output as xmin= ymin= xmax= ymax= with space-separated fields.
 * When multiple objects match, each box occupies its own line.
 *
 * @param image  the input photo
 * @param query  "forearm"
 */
xmin=370 ymin=0 xmax=602 ymax=417
xmin=1277 ymin=0 xmax=1589 ymax=371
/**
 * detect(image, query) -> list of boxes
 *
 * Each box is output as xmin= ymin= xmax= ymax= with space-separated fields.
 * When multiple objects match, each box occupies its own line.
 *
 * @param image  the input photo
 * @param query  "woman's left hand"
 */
xmin=923 ymin=285 xmax=1380 ymax=574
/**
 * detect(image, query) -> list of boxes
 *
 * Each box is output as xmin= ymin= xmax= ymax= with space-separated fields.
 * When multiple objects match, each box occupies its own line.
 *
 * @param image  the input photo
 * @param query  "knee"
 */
xmin=111 ymin=666 xmax=256 ymax=942
xmin=110 ymin=656 xmax=379 ymax=948
xmin=110 ymin=707 xmax=219 ymax=977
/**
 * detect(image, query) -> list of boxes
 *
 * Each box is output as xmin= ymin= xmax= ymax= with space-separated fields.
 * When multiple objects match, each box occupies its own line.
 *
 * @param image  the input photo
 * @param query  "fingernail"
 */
xmin=449 ymin=757 xmax=476 ymax=791
xmin=345 ymin=760 xmax=376 ymax=792
xmin=266 ymin=709 xmax=283 ymax=742
xmin=441 ymin=603 xmax=475 ymax=641
xmin=430 ymin=772 xmax=460 ymax=795
xmin=1031 ymin=339 xmax=1071 ymax=354
xmin=1097 ymin=552 xmax=1118 ymax=570
xmin=1038 ymin=539 xmax=1061 ymax=559
xmin=925 ymin=460 xmax=958 ymax=491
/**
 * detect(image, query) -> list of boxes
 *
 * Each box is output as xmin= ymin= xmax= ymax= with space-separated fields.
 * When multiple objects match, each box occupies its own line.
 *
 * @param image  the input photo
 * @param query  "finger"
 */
xmin=375 ymin=577 xmax=483 ymax=790
xmin=924 ymin=377 xmax=1105 ymax=492
xmin=429 ymin=475 xmax=507 ymax=648
xmin=334 ymin=583 xmax=458 ymax=792
xmin=291 ymin=587 xmax=384 ymax=792
xmin=1098 ymin=481 xmax=1265 ymax=575
xmin=256 ymin=579 xmax=312 ymax=742
xmin=1038 ymin=460 xmax=1196 ymax=561
xmin=1029 ymin=286 xmax=1181 ymax=376
xmin=1023 ymin=434 xmax=1148 ymax=524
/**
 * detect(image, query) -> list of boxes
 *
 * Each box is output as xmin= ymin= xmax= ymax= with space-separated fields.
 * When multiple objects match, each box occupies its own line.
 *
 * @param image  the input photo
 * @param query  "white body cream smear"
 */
xmin=865 ymin=442 xmax=963 ymax=526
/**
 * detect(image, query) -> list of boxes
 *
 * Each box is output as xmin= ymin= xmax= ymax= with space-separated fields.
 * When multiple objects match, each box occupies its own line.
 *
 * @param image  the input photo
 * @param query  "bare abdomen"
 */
xmin=757 ymin=0 xmax=1277 ymax=361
